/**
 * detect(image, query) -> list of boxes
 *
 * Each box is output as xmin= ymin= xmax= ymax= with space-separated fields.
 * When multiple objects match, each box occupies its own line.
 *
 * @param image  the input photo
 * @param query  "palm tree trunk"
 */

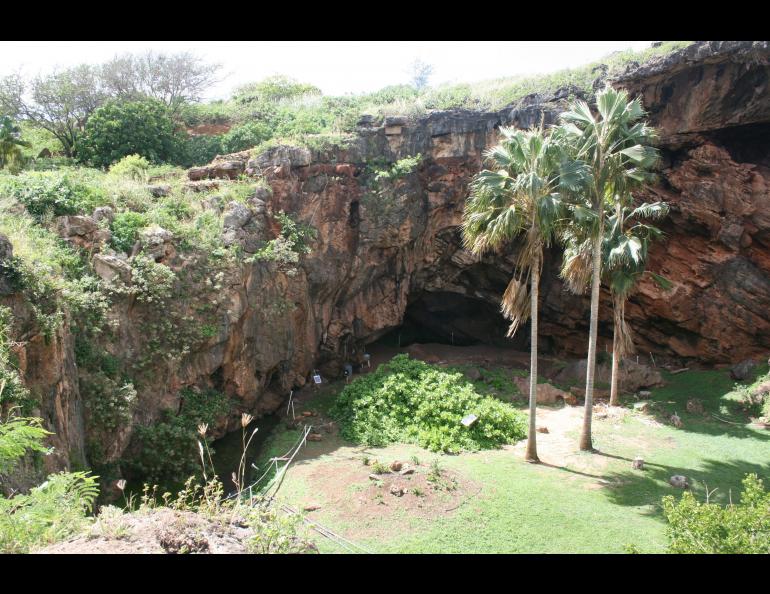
xmin=609 ymin=324 xmax=620 ymax=406
xmin=579 ymin=223 xmax=603 ymax=451
xmin=525 ymin=253 xmax=540 ymax=463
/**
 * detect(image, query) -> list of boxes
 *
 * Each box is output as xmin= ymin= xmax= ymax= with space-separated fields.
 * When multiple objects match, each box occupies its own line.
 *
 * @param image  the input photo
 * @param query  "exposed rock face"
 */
xmin=5 ymin=42 xmax=770 ymax=480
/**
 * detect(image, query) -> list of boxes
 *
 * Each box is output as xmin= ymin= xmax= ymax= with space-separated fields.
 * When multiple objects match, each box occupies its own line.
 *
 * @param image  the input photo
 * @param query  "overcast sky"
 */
xmin=0 ymin=41 xmax=656 ymax=99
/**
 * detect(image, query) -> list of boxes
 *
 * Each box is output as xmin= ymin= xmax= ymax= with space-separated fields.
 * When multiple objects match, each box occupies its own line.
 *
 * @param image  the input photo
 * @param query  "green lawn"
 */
xmin=257 ymin=365 xmax=770 ymax=554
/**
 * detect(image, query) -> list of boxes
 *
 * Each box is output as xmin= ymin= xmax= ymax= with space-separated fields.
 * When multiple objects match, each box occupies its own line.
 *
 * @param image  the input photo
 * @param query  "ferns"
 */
xmin=0 ymin=415 xmax=99 ymax=553
xmin=0 ymin=416 xmax=51 ymax=474
xmin=0 ymin=471 xmax=99 ymax=553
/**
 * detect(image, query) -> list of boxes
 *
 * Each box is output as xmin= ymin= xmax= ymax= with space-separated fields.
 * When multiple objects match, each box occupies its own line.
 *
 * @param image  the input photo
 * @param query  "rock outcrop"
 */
xmin=4 ymin=41 xmax=769 ymax=481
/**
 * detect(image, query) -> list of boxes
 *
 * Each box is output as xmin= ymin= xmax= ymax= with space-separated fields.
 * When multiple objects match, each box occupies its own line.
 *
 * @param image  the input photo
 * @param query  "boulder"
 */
xmin=632 ymin=457 xmax=645 ymax=470
xmin=554 ymin=358 xmax=663 ymax=394
xmin=223 ymin=202 xmax=252 ymax=230
xmin=731 ymin=359 xmax=758 ymax=381
xmin=147 ymin=184 xmax=171 ymax=198
xmin=139 ymin=226 xmax=174 ymax=261
xmin=92 ymin=206 xmax=115 ymax=224
xmin=93 ymin=254 xmax=132 ymax=284
xmin=56 ymin=215 xmax=98 ymax=238
xmin=670 ymin=412 xmax=684 ymax=428
xmin=514 ymin=377 xmax=568 ymax=404
xmin=389 ymin=461 xmax=403 ymax=472
xmin=669 ymin=475 xmax=689 ymax=489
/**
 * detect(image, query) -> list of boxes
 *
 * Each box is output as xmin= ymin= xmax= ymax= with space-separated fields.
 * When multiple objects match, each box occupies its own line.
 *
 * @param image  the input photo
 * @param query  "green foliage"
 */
xmin=250 ymin=211 xmax=316 ymax=274
xmin=110 ymin=254 xmax=176 ymax=304
xmin=81 ymin=374 xmax=137 ymax=433
xmin=78 ymin=98 xmax=183 ymax=168
xmin=0 ymin=170 xmax=106 ymax=220
xmin=0 ymin=471 xmax=99 ymax=553
xmin=109 ymin=211 xmax=148 ymax=253
xmin=661 ymin=474 xmax=770 ymax=554
xmin=221 ymin=122 xmax=272 ymax=153
xmin=108 ymin=154 xmax=150 ymax=182
xmin=0 ymin=416 xmax=51 ymax=475
xmin=125 ymin=387 xmax=230 ymax=488
xmin=0 ymin=115 xmax=30 ymax=172
xmin=233 ymin=75 xmax=322 ymax=105
xmin=0 ymin=307 xmax=35 ymax=411
xmin=331 ymin=354 xmax=527 ymax=453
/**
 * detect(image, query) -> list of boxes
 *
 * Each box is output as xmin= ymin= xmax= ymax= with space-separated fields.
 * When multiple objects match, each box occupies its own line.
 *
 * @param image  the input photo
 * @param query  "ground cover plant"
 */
xmin=331 ymin=354 xmax=527 ymax=453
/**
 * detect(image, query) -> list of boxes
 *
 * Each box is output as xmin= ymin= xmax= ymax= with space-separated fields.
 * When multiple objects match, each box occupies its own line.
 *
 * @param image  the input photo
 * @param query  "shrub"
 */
xmin=250 ymin=211 xmax=316 ymax=274
xmin=110 ymin=211 xmax=148 ymax=254
xmin=331 ymin=354 xmax=527 ymax=453
xmin=221 ymin=122 xmax=272 ymax=153
xmin=662 ymin=473 xmax=770 ymax=554
xmin=0 ymin=415 xmax=98 ymax=553
xmin=108 ymin=154 xmax=150 ymax=182
xmin=0 ymin=170 xmax=106 ymax=220
xmin=0 ymin=471 xmax=99 ymax=553
xmin=124 ymin=387 xmax=230 ymax=488
xmin=78 ymin=98 xmax=183 ymax=168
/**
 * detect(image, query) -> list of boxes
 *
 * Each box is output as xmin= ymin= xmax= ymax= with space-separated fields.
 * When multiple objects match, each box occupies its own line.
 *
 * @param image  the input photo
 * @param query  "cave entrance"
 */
xmin=374 ymin=291 xmax=529 ymax=351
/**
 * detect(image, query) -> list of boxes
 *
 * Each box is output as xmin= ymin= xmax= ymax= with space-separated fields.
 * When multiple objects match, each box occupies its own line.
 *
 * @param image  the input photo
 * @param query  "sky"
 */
xmin=0 ymin=41 xmax=655 ymax=100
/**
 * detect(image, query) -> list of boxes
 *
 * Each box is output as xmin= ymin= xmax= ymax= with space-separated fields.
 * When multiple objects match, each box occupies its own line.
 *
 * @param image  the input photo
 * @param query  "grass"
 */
xmin=261 ymin=362 xmax=769 ymax=554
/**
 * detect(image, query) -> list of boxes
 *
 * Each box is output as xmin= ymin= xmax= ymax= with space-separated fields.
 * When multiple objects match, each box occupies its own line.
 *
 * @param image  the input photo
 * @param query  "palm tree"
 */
xmin=556 ymin=86 xmax=658 ymax=451
xmin=0 ymin=116 xmax=30 ymax=172
xmin=463 ymin=125 xmax=576 ymax=462
xmin=604 ymin=199 xmax=669 ymax=405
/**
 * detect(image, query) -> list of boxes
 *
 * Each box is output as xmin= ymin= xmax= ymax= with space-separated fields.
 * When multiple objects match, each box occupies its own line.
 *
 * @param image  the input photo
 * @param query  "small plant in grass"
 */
xmin=412 ymin=487 xmax=425 ymax=497
xmin=361 ymin=455 xmax=371 ymax=466
xmin=370 ymin=460 xmax=389 ymax=475
xmin=410 ymin=455 xmax=420 ymax=466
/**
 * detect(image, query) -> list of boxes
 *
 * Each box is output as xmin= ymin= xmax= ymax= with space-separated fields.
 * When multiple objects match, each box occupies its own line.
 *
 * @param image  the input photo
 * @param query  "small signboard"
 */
xmin=313 ymin=374 xmax=323 ymax=385
xmin=461 ymin=414 xmax=478 ymax=427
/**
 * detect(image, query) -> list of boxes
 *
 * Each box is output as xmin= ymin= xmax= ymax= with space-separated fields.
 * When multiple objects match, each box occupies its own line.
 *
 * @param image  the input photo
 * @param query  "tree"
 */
xmin=77 ymin=98 xmax=183 ymax=168
xmin=604 ymin=199 xmax=668 ymax=405
xmin=101 ymin=51 xmax=221 ymax=115
xmin=408 ymin=59 xmax=434 ymax=91
xmin=557 ymin=86 xmax=659 ymax=450
xmin=232 ymin=75 xmax=321 ymax=106
xmin=0 ymin=116 xmax=30 ymax=171
xmin=463 ymin=126 xmax=579 ymax=462
xmin=0 ymin=66 xmax=106 ymax=158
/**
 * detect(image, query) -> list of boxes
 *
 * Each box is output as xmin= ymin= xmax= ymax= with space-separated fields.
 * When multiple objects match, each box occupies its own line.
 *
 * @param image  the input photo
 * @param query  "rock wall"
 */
xmin=3 ymin=41 xmax=769 ymax=480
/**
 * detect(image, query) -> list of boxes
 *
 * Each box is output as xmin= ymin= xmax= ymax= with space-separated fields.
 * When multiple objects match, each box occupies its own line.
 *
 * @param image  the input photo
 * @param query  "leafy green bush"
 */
xmin=108 ymin=154 xmax=150 ymax=182
xmin=125 ymin=387 xmax=230 ymax=488
xmin=0 ymin=471 xmax=99 ymax=553
xmin=221 ymin=122 xmax=272 ymax=153
xmin=331 ymin=354 xmax=527 ymax=453
xmin=662 ymin=473 xmax=770 ymax=554
xmin=0 ymin=415 xmax=98 ymax=553
xmin=110 ymin=211 xmax=148 ymax=253
xmin=250 ymin=211 xmax=316 ymax=274
xmin=78 ymin=98 xmax=183 ymax=168
xmin=0 ymin=170 xmax=106 ymax=220
xmin=0 ymin=416 xmax=50 ymax=474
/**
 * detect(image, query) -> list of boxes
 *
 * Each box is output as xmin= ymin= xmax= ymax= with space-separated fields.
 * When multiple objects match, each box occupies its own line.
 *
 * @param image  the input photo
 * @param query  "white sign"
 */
xmin=461 ymin=414 xmax=478 ymax=427
xmin=313 ymin=374 xmax=323 ymax=384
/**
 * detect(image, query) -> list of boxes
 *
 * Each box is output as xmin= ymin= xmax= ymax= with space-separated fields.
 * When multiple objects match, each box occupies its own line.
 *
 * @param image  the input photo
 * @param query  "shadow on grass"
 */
xmin=598 ymin=456 xmax=770 ymax=513
xmin=626 ymin=366 xmax=770 ymax=443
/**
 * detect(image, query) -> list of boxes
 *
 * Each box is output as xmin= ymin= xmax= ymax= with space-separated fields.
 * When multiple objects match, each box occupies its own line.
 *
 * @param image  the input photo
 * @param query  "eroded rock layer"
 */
xmin=2 ymin=41 xmax=769 ymax=479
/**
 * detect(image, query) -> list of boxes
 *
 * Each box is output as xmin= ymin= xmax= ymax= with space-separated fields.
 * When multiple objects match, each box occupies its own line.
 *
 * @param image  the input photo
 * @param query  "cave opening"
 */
xmin=373 ymin=290 xmax=529 ymax=351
